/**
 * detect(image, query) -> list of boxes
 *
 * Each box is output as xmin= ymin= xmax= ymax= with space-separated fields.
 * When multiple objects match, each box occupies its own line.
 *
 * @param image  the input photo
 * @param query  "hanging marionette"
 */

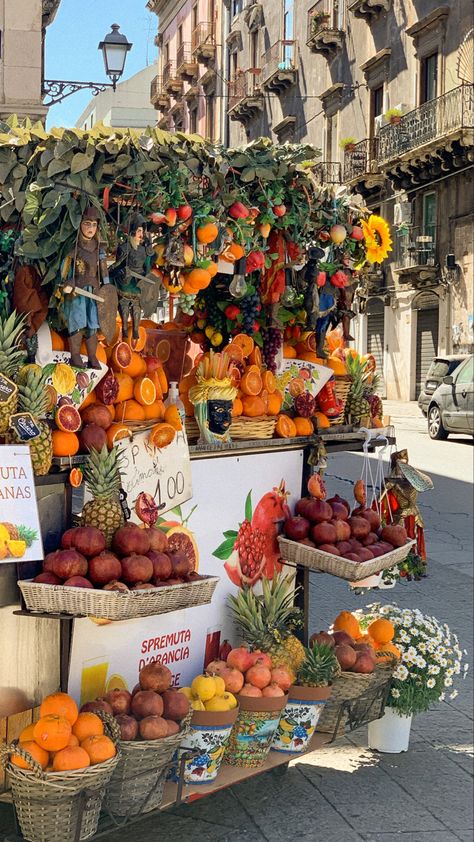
xmin=380 ymin=449 xmax=433 ymax=561
xmin=110 ymin=213 xmax=159 ymax=339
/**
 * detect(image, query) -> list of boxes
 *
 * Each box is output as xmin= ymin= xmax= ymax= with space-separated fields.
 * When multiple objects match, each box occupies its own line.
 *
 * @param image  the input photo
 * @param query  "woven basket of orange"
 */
xmin=0 ymin=694 xmax=120 ymax=842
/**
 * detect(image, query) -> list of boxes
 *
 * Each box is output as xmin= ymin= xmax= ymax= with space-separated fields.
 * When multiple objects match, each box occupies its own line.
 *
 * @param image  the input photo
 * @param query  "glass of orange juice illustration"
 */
xmin=80 ymin=656 xmax=109 ymax=705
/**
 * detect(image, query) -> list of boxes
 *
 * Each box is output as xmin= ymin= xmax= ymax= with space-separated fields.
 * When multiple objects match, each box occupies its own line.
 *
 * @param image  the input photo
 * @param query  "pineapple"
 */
xmin=82 ymin=445 xmax=125 ymax=545
xmin=0 ymin=311 xmax=27 ymax=433
xmin=297 ymin=644 xmax=340 ymax=688
xmin=228 ymin=574 xmax=306 ymax=673
xmin=344 ymin=354 xmax=371 ymax=425
xmin=7 ymin=368 xmax=52 ymax=476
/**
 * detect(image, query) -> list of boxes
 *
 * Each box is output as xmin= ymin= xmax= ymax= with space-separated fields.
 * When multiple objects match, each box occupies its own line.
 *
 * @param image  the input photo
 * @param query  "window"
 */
xmin=163 ymin=42 xmax=169 ymax=65
xmin=325 ymin=116 xmax=334 ymax=160
xmin=283 ymin=0 xmax=294 ymax=67
xmin=231 ymin=51 xmax=238 ymax=81
xmin=456 ymin=358 xmax=474 ymax=384
xmin=190 ymin=108 xmax=198 ymax=135
xmin=423 ymin=193 xmax=436 ymax=239
xmin=192 ymin=4 xmax=198 ymax=32
xmin=250 ymin=30 xmax=259 ymax=69
xmin=206 ymin=95 xmax=215 ymax=140
xmin=232 ymin=0 xmax=243 ymax=16
xmin=209 ymin=0 xmax=215 ymax=22
xmin=420 ymin=53 xmax=437 ymax=103
xmin=177 ymin=25 xmax=183 ymax=48
xmin=370 ymin=85 xmax=384 ymax=138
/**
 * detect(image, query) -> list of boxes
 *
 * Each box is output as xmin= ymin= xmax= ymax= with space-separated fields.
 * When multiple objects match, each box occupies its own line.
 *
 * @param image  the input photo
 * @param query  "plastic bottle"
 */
xmin=165 ymin=381 xmax=186 ymax=427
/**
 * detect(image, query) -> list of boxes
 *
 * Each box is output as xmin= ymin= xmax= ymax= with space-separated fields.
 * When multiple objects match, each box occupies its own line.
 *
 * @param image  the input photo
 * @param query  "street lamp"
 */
xmin=43 ymin=24 xmax=133 ymax=106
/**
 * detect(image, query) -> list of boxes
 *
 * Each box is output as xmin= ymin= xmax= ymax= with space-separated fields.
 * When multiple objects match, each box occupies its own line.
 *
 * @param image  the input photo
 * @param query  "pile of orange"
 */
xmin=11 ymin=692 xmax=116 ymax=773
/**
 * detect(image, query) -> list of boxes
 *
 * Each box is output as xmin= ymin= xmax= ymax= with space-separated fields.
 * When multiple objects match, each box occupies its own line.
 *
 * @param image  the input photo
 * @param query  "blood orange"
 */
xmin=55 ymin=404 xmax=82 ymax=433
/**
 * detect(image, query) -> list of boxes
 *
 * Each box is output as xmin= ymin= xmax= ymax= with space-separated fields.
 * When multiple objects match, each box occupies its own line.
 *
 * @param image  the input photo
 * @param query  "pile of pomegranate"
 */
xmin=310 ymin=628 xmax=377 ymax=674
xmin=206 ymin=646 xmax=293 ymax=699
xmin=283 ymin=475 xmax=408 ymax=563
xmin=82 ymin=662 xmax=190 ymax=741
xmin=34 ymin=524 xmax=204 ymax=591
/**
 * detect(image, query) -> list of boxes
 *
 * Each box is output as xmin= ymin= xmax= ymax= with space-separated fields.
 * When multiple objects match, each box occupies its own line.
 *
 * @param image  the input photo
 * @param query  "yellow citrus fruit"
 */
xmin=52 ymin=363 xmax=76 ymax=394
xmin=191 ymin=698 xmax=206 ymax=711
xmin=223 ymin=691 xmax=237 ymax=709
xmin=204 ymin=693 xmax=234 ymax=712
xmin=211 ymin=675 xmax=226 ymax=696
xmin=178 ymin=687 xmax=194 ymax=701
xmin=191 ymin=674 xmax=216 ymax=702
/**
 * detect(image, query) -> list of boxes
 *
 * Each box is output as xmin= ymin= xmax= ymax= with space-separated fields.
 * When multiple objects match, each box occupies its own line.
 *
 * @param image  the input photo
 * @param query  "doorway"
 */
xmin=414 ymin=291 xmax=439 ymax=396
xmin=367 ymin=297 xmax=386 ymax=397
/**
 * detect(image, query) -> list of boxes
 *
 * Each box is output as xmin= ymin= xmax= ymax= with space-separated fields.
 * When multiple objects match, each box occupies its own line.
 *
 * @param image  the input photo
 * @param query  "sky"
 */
xmin=45 ymin=0 xmax=156 ymax=129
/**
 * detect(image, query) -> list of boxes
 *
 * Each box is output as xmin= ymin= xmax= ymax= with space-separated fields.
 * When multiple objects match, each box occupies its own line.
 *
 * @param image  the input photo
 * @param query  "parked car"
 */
xmin=427 ymin=355 xmax=474 ymax=439
xmin=418 ymin=355 xmax=468 ymax=416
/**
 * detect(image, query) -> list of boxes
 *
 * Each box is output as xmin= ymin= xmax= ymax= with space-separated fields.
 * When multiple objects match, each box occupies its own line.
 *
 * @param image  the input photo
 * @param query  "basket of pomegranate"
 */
xmin=18 ymin=523 xmax=219 ymax=620
xmin=0 ymin=692 xmax=119 ymax=842
xmin=314 ymin=611 xmax=399 ymax=737
xmin=279 ymin=475 xmax=415 ymax=582
xmin=83 ymin=663 xmax=191 ymax=817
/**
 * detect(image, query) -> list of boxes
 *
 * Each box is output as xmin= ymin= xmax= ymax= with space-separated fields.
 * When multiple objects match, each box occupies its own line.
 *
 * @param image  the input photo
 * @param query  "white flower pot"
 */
xmin=368 ymin=706 xmax=412 ymax=753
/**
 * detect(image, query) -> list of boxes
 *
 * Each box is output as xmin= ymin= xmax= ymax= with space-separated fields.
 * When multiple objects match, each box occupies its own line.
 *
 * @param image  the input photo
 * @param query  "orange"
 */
xmin=327 ymin=356 xmax=347 ymax=376
xmin=206 ymin=260 xmax=218 ymax=278
xmin=143 ymin=400 xmax=166 ymax=421
xmin=228 ymin=366 xmax=241 ymax=389
xmin=81 ymin=734 xmax=116 ymax=765
xmin=334 ymin=611 xmax=361 ymax=640
xmin=19 ymin=724 xmax=36 ymax=743
xmin=232 ymin=334 xmax=254 ymax=358
xmin=164 ymin=405 xmax=182 ymax=431
xmin=288 ymin=377 xmax=306 ymax=397
xmin=110 ymin=341 xmax=133 ymax=372
xmin=105 ymin=403 xmax=115 ymax=421
xmin=79 ymin=341 xmax=106 ymax=363
xmin=50 ymin=329 xmax=65 ymax=351
xmin=53 ymin=746 xmax=91 ymax=772
xmin=242 ymin=395 xmax=265 ymax=417
xmin=133 ymin=376 xmax=157 ymax=406
xmin=368 ymin=618 xmax=395 ymax=645
xmin=40 ymin=692 xmax=78 ymax=726
xmin=224 ymin=344 xmax=244 ymax=364
xmin=374 ymin=642 xmax=401 ymax=660
xmin=241 ymin=369 xmax=262 ymax=396
xmin=294 ymin=417 xmax=314 ymax=436
xmin=33 ymin=715 xmax=72 ymax=752
xmin=275 ymin=415 xmax=297 ymax=438
xmin=156 ymin=366 xmax=168 ymax=396
xmin=182 ymin=280 xmax=201 ymax=295
xmin=232 ymin=397 xmax=243 ymax=417
xmin=248 ymin=346 xmax=262 ymax=367
xmin=283 ymin=344 xmax=297 ymax=359
xmin=298 ymin=351 xmax=327 ymax=364
xmin=267 ymin=392 xmax=283 ymax=415
xmin=114 ymin=400 xmax=146 ymax=423
xmin=67 ymin=734 xmax=80 ymax=747
xmin=149 ymin=422 xmax=176 ymax=448
xmin=72 ymin=712 xmax=104 ymax=743
xmin=106 ymin=422 xmax=132 ymax=448
xmin=179 ymin=373 xmax=197 ymax=393
xmin=114 ymin=373 xmax=134 ymax=403
xmin=124 ymin=325 xmax=147 ymax=352
xmin=262 ymin=370 xmax=276 ymax=393
xmin=186 ymin=268 xmax=212 ymax=291
xmin=121 ymin=352 xmax=147 ymax=379
xmin=52 ymin=430 xmax=80 ymax=457
xmin=11 ymin=741 xmax=49 ymax=771
xmin=222 ymin=242 xmax=244 ymax=262
xmin=314 ymin=411 xmax=330 ymax=429
xmin=196 ymin=222 xmax=218 ymax=244
xmin=80 ymin=390 xmax=96 ymax=410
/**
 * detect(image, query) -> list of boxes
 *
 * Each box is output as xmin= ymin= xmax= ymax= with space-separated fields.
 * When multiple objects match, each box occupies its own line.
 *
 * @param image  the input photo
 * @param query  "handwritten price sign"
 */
xmin=116 ymin=429 xmax=192 ymax=521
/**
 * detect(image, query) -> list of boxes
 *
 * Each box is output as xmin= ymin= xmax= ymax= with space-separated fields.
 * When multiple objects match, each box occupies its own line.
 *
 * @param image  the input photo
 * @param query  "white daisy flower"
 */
xmin=391 ymin=688 xmax=400 ymax=698
xmin=427 ymin=678 xmax=435 ymax=689
xmin=439 ymin=657 xmax=448 ymax=668
xmin=418 ymin=642 xmax=426 ymax=653
xmin=428 ymin=665 xmax=440 ymax=675
xmin=394 ymin=664 xmax=409 ymax=681
xmin=446 ymin=668 xmax=454 ymax=678
xmin=444 ymin=677 xmax=453 ymax=687
xmin=416 ymin=656 xmax=426 ymax=669
xmin=453 ymin=663 xmax=461 ymax=674
xmin=411 ymin=627 xmax=419 ymax=636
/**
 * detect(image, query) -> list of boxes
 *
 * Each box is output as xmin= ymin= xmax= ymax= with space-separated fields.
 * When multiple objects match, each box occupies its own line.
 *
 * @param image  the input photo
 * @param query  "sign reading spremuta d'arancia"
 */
xmin=0 ymin=445 xmax=44 ymax=563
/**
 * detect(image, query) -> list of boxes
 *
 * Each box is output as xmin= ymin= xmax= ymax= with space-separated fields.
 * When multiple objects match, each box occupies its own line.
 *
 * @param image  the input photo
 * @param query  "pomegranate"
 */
xmin=227 ymin=647 xmax=253 ymax=673
xmin=147 ymin=527 xmax=168 ymax=552
xmin=307 ymin=473 xmax=327 ymax=499
xmin=270 ymin=667 xmax=293 ymax=692
xmin=63 ymin=576 xmax=93 ymax=588
xmin=148 ymin=550 xmax=172 ymax=580
xmin=135 ymin=492 xmax=159 ymax=526
xmin=348 ymin=516 xmax=371 ymax=539
xmin=88 ymin=551 xmax=122 ymax=586
xmin=121 ymin=554 xmax=153 ymax=585
xmin=115 ymin=714 xmax=138 ymax=741
xmin=224 ymin=519 xmax=266 ymax=587
xmin=294 ymin=392 xmax=317 ymax=419
xmin=246 ymin=664 xmax=271 ymax=689
xmin=352 ymin=653 xmax=375 ymax=674
xmin=169 ymin=550 xmax=193 ymax=578
xmin=378 ymin=541 xmax=394 ymax=554
xmin=103 ymin=580 xmax=129 ymax=592
xmin=381 ymin=524 xmax=408 ymax=547
xmin=52 ymin=550 xmax=88 ymax=580
xmin=79 ymin=423 xmax=107 ymax=453
xmin=221 ymin=667 xmax=245 ymax=694
xmin=239 ymin=684 xmax=262 ymax=697
xmin=304 ymin=499 xmax=333 ymax=523
xmin=331 ymin=519 xmax=351 ymax=542
xmin=103 ymin=689 xmax=132 ymax=715
xmin=80 ymin=699 xmax=113 ymax=715
xmin=310 ymin=631 xmax=335 ymax=648
xmin=354 ymin=479 xmax=366 ymax=505
xmin=250 ymin=481 xmax=290 ymax=579
xmin=95 ymin=370 xmax=119 ymax=405
xmin=139 ymin=662 xmax=172 ymax=693
xmin=356 ymin=547 xmax=374 ymax=562
xmin=43 ymin=550 xmax=61 ymax=572
xmin=360 ymin=508 xmax=381 ymax=531
xmin=335 ymin=644 xmax=357 ymax=670
xmin=299 ymin=538 xmax=316 ymax=547
xmin=206 ymin=659 xmax=228 ymax=676
xmin=249 ymin=652 xmax=272 ymax=669
xmin=363 ymin=532 xmax=378 ymax=546
xmin=345 ymin=552 xmax=363 ymax=561
xmin=81 ymin=404 xmax=112 ymax=430
xmin=336 ymin=541 xmax=352 ymax=555
xmin=330 ymin=501 xmax=349 ymax=521
xmin=311 ymin=522 xmax=337 ymax=545
xmin=283 ymin=516 xmax=310 ymax=541
xmin=368 ymin=544 xmax=385 ymax=557
xmin=333 ymin=631 xmax=355 ymax=647
xmin=327 ymin=494 xmax=350 ymax=515
xmin=318 ymin=544 xmax=340 ymax=555
xmin=262 ymin=683 xmax=285 ymax=697
xmin=113 ymin=523 xmax=151 ymax=556
xmin=34 ymin=572 xmax=61 ymax=584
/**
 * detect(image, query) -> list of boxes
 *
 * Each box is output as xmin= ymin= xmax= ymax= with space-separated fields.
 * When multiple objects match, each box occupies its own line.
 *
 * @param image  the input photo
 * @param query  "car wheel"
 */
xmin=428 ymin=405 xmax=448 ymax=440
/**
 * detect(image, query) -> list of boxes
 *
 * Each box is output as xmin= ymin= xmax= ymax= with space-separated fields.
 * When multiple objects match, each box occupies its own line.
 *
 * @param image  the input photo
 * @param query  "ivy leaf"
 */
xmin=212 ymin=537 xmax=236 ymax=560
xmin=244 ymin=491 xmax=253 ymax=521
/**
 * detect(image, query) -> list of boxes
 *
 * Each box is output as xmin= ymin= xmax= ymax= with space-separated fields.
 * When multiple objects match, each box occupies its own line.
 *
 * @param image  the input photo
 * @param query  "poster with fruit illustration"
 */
xmin=0 ymin=445 xmax=43 ymax=563
xmin=276 ymin=360 xmax=332 ymax=412
xmin=68 ymin=448 xmax=303 ymax=697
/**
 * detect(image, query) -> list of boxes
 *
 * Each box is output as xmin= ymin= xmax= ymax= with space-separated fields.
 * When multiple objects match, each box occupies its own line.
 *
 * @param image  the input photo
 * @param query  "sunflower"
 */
xmin=361 ymin=214 xmax=392 ymax=264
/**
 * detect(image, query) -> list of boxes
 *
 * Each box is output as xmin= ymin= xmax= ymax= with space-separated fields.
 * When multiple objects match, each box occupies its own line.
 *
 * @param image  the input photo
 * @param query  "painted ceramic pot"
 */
xmin=271 ymin=685 xmax=332 ymax=753
xmin=177 ymin=708 xmax=239 ymax=784
xmin=224 ymin=694 xmax=288 ymax=768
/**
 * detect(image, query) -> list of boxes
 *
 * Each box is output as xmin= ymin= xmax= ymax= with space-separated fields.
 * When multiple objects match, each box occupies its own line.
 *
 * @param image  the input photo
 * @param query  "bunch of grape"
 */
xmin=205 ymin=296 xmax=226 ymax=334
xmin=178 ymin=292 xmax=197 ymax=315
xmin=262 ymin=326 xmax=282 ymax=373
xmin=240 ymin=291 xmax=260 ymax=335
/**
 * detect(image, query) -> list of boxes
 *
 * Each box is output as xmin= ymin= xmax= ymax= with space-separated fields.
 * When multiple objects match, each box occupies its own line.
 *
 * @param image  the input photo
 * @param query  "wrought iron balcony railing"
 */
xmin=163 ymin=61 xmax=183 ymax=93
xmin=378 ymin=84 xmax=474 ymax=165
xmin=228 ymin=70 xmax=262 ymax=111
xmin=313 ymin=162 xmax=342 ymax=185
xmin=343 ymin=137 xmax=380 ymax=182
xmin=261 ymin=40 xmax=297 ymax=86
xmin=150 ymin=75 xmax=169 ymax=107
xmin=177 ymin=43 xmax=198 ymax=76
xmin=192 ymin=22 xmax=216 ymax=54
xmin=394 ymin=225 xmax=438 ymax=271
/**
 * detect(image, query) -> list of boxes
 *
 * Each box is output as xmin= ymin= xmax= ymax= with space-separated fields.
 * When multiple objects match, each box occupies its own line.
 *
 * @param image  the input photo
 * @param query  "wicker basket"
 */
xmin=105 ymin=711 xmax=191 ymax=817
xmin=317 ymin=660 xmax=394 ymax=738
xmin=1 ymin=720 xmax=119 ymax=842
xmin=185 ymin=416 xmax=199 ymax=441
xmin=229 ymin=416 xmax=277 ymax=440
xmin=278 ymin=537 xmax=416 ymax=582
xmin=333 ymin=375 xmax=352 ymax=405
xmin=18 ymin=575 xmax=219 ymax=620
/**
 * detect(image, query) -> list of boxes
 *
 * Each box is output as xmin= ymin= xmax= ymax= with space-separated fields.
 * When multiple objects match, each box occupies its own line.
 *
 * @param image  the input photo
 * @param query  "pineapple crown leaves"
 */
xmin=0 ymin=310 xmax=28 ymax=376
xmin=297 ymin=643 xmax=341 ymax=687
xmin=17 ymin=367 xmax=50 ymax=416
xmin=228 ymin=574 xmax=303 ymax=649
xmin=83 ymin=444 xmax=124 ymax=499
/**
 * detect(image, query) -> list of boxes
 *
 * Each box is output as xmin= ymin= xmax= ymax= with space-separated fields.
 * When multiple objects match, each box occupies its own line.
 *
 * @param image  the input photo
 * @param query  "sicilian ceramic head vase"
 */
xmin=189 ymin=351 xmax=237 ymax=445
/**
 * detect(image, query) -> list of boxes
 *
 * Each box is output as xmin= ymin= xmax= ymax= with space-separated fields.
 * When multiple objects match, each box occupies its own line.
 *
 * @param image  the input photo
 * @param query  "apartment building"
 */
xmin=0 ymin=0 xmax=60 ymax=121
xmin=147 ymin=0 xmax=223 ymax=141
xmin=224 ymin=0 xmax=474 ymax=401
xmin=76 ymin=65 xmax=158 ymax=132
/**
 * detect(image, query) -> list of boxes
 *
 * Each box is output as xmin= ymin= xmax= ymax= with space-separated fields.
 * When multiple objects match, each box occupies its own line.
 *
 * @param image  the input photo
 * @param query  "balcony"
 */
xmin=348 ymin=0 xmax=391 ymax=22
xmin=177 ymin=43 xmax=199 ymax=80
xmin=261 ymin=41 xmax=297 ymax=93
xmin=394 ymin=226 xmax=439 ymax=284
xmin=150 ymin=75 xmax=170 ymax=110
xmin=157 ymin=113 xmax=173 ymax=131
xmin=163 ymin=61 xmax=183 ymax=96
xmin=378 ymin=85 xmax=474 ymax=188
xmin=192 ymin=22 xmax=216 ymax=64
xmin=228 ymin=71 xmax=264 ymax=124
xmin=343 ymin=138 xmax=385 ymax=194
xmin=312 ymin=162 xmax=342 ymax=185
xmin=307 ymin=3 xmax=344 ymax=59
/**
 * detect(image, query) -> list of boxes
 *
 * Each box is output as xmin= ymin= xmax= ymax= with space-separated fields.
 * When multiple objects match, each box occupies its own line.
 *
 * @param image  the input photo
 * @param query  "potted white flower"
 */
xmin=366 ymin=603 xmax=468 ymax=752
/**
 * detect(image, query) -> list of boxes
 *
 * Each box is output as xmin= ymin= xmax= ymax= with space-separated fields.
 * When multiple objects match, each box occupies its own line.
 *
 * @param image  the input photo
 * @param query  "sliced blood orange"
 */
xmin=110 ymin=342 xmax=133 ymax=372
xmin=106 ymin=423 xmax=132 ymax=449
xmin=133 ymin=376 xmax=156 ymax=406
xmin=55 ymin=404 xmax=82 ymax=433
xmin=232 ymin=334 xmax=254 ymax=358
xmin=240 ymin=369 xmax=263 ymax=396
xmin=149 ymin=422 xmax=176 ymax=449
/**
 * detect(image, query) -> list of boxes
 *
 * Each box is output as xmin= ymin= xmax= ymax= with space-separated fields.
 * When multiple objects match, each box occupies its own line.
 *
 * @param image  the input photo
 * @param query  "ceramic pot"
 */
xmin=177 ymin=708 xmax=239 ymax=784
xmin=224 ymin=693 xmax=287 ymax=768
xmin=368 ymin=706 xmax=412 ymax=753
xmin=271 ymin=685 xmax=331 ymax=753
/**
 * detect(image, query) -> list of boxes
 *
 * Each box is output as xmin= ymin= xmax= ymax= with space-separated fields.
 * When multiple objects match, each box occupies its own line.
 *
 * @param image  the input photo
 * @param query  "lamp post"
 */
xmin=43 ymin=24 xmax=133 ymax=106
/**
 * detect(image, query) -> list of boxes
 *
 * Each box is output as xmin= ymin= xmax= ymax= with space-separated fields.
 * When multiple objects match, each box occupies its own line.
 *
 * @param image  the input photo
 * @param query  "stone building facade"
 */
xmin=0 ymin=0 xmax=60 ymax=122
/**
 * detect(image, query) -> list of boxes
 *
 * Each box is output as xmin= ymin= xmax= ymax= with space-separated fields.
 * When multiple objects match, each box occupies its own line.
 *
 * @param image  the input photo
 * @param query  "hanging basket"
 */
xmin=224 ymin=694 xmax=287 ymax=768
xmin=278 ymin=537 xmax=416 ymax=581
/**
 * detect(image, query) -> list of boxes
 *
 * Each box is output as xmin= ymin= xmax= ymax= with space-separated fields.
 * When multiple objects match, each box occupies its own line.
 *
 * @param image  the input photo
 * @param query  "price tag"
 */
xmin=0 ymin=373 xmax=17 ymax=403
xmin=9 ymin=413 xmax=42 ymax=441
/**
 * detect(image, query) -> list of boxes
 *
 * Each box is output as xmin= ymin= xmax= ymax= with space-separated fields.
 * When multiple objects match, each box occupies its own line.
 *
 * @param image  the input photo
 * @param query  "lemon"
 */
xmin=178 ymin=687 xmax=194 ymax=700
xmin=205 ymin=326 xmax=215 ymax=339
xmin=210 ymin=332 xmax=223 ymax=346
xmin=191 ymin=698 xmax=206 ymax=711
xmin=191 ymin=674 xmax=216 ymax=702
